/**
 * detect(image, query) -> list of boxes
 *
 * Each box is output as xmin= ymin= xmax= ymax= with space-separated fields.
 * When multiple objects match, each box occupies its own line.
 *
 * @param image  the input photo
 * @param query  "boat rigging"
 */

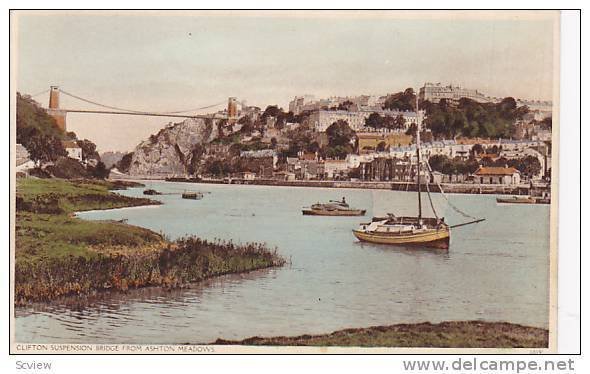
xmin=352 ymin=93 xmax=485 ymax=249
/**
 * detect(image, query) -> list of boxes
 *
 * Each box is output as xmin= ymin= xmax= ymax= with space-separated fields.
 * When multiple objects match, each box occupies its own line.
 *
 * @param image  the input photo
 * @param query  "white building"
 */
xmin=323 ymin=160 xmax=349 ymax=179
xmin=288 ymin=95 xmax=317 ymax=114
xmin=474 ymin=166 xmax=521 ymax=185
xmin=62 ymin=141 xmax=82 ymax=161
xmin=419 ymin=82 xmax=490 ymax=103
xmin=308 ymin=109 xmax=418 ymax=132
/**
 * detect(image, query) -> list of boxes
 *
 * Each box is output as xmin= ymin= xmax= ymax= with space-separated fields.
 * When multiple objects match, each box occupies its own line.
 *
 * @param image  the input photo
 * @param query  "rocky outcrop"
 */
xmin=129 ymin=117 xmax=220 ymax=177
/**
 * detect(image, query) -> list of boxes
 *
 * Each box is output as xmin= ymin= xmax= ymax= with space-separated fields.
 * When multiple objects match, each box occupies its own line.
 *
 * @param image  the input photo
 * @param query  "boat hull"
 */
xmin=303 ymin=209 xmax=366 ymax=216
xmin=496 ymin=197 xmax=536 ymax=204
xmin=496 ymin=197 xmax=550 ymax=204
xmin=352 ymin=227 xmax=450 ymax=249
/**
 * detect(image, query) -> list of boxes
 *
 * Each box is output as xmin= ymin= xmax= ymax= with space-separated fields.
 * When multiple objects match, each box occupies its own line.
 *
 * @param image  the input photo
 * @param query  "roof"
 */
xmin=474 ymin=166 xmax=520 ymax=176
xmin=479 ymin=153 xmax=499 ymax=159
xmin=300 ymin=153 xmax=316 ymax=161
xmin=62 ymin=141 xmax=80 ymax=149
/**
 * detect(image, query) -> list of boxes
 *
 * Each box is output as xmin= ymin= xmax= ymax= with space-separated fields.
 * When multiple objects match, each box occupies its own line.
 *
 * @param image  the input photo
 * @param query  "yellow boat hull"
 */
xmin=352 ymin=227 xmax=450 ymax=249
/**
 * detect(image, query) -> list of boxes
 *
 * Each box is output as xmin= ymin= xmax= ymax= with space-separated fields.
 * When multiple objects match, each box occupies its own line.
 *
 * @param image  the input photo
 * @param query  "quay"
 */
xmin=163 ymin=177 xmax=533 ymax=195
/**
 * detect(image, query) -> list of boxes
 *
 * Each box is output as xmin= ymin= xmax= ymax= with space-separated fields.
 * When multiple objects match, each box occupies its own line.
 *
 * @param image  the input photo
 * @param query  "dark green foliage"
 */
xmin=365 ymin=113 xmax=406 ymax=130
xmin=46 ymin=157 xmax=90 ymax=179
xmin=423 ymin=97 xmax=529 ymax=139
xmin=92 ymin=161 xmax=110 ymax=179
xmin=262 ymin=105 xmax=283 ymax=119
xmin=336 ymin=100 xmax=354 ymax=111
xmin=471 ymin=143 xmax=485 ymax=156
xmin=16 ymin=93 xmax=64 ymax=146
xmin=382 ymin=88 xmax=416 ymax=111
xmin=205 ymin=159 xmax=233 ymax=176
xmin=16 ymin=92 xmax=67 ymax=163
xmin=324 ymin=120 xmax=355 ymax=159
xmin=284 ymin=123 xmax=316 ymax=157
xmin=539 ymin=117 xmax=552 ymax=130
xmin=76 ymin=139 xmax=100 ymax=161
xmin=488 ymin=155 xmax=542 ymax=179
xmin=25 ymin=133 xmax=67 ymax=164
xmin=428 ymin=155 xmax=480 ymax=175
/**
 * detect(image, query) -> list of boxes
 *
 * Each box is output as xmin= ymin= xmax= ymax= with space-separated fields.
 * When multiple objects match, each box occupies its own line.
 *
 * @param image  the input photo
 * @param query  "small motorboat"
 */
xmin=496 ymin=196 xmax=536 ymax=204
xmin=182 ymin=191 xmax=204 ymax=200
xmin=143 ymin=189 xmax=161 ymax=195
xmin=302 ymin=198 xmax=366 ymax=216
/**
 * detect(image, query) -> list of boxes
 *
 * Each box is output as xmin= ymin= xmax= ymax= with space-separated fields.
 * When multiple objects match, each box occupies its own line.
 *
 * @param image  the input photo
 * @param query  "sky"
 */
xmin=14 ymin=11 xmax=557 ymax=152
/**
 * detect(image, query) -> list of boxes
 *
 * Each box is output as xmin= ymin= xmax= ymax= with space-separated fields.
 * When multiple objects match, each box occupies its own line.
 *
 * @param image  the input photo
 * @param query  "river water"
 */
xmin=15 ymin=182 xmax=550 ymax=344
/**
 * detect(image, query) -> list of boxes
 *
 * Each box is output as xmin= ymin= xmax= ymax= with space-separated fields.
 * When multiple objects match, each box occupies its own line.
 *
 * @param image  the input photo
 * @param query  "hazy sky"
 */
xmin=14 ymin=11 xmax=557 ymax=152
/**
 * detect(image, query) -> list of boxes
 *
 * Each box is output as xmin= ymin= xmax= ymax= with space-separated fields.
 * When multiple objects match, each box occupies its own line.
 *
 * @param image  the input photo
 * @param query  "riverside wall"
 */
xmin=162 ymin=177 xmax=532 ymax=195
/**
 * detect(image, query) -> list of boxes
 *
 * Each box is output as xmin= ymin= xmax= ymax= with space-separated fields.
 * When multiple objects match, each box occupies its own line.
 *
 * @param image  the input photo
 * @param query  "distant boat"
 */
xmin=182 ymin=191 xmax=204 ymax=200
xmin=496 ymin=196 xmax=550 ymax=204
xmin=143 ymin=189 xmax=161 ymax=195
xmin=302 ymin=199 xmax=366 ymax=216
xmin=352 ymin=95 xmax=484 ymax=250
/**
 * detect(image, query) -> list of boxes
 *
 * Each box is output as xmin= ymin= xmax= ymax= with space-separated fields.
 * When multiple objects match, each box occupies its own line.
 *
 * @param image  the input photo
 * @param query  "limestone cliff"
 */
xmin=129 ymin=117 xmax=219 ymax=177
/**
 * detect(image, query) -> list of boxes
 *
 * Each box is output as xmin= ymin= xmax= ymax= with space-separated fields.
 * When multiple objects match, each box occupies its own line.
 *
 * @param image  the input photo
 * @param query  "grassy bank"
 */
xmin=15 ymin=178 xmax=285 ymax=304
xmin=213 ymin=321 xmax=548 ymax=348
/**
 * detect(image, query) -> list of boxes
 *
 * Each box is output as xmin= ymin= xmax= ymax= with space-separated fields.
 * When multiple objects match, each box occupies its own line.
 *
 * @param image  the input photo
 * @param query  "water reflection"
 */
xmin=17 ymin=268 xmax=278 ymax=317
xmin=354 ymin=241 xmax=451 ymax=259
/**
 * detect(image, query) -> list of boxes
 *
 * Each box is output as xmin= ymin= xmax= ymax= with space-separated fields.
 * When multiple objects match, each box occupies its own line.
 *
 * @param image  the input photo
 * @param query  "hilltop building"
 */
xmin=308 ymin=109 xmax=418 ymax=133
xmin=419 ymin=82 xmax=490 ymax=104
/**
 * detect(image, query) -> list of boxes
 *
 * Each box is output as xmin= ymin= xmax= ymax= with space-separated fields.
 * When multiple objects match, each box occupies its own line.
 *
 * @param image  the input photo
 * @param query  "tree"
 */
xmin=382 ymin=88 xmax=416 ymax=111
xmin=92 ymin=161 xmax=110 ymax=179
xmin=76 ymin=139 xmax=100 ymax=161
xmin=337 ymin=100 xmax=354 ymax=111
xmin=262 ymin=105 xmax=283 ymax=119
xmin=471 ymin=143 xmax=484 ymax=156
xmin=205 ymin=159 xmax=232 ymax=176
xmin=422 ymin=97 xmax=525 ymax=140
xmin=365 ymin=112 xmax=384 ymax=129
xmin=405 ymin=123 xmax=417 ymax=137
xmin=540 ymin=117 xmax=552 ymax=130
xmin=324 ymin=120 xmax=355 ymax=160
xmin=508 ymin=155 xmax=542 ymax=179
xmin=393 ymin=115 xmax=406 ymax=130
xmin=326 ymin=120 xmax=355 ymax=147
xmin=27 ymin=133 xmax=67 ymax=165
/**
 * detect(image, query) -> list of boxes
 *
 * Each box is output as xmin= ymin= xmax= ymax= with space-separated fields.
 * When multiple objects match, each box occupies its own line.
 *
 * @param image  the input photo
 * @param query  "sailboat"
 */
xmin=352 ymin=96 xmax=484 ymax=249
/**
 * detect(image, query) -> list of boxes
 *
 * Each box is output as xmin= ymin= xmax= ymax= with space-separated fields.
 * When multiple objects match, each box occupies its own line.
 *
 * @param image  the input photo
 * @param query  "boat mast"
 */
xmin=416 ymin=94 xmax=422 ymax=222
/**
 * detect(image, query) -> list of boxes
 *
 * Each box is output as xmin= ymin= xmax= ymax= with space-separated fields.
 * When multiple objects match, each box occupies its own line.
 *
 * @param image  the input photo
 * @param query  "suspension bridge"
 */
xmin=31 ymin=86 xmax=231 ymax=131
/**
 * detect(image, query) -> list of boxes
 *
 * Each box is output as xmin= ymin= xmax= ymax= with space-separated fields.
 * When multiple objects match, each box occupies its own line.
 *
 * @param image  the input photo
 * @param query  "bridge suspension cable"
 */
xmin=57 ymin=88 xmax=226 ymax=115
xmin=29 ymin=89 xmax=50 ymax=98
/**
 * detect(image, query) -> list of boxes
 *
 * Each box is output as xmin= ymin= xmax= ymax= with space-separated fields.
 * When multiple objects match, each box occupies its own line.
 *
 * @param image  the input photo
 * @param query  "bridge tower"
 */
xmin=227 ymin=97 xmax=238 ymax=123
xmin=47 ymin=86 xmax=67 ymax=131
